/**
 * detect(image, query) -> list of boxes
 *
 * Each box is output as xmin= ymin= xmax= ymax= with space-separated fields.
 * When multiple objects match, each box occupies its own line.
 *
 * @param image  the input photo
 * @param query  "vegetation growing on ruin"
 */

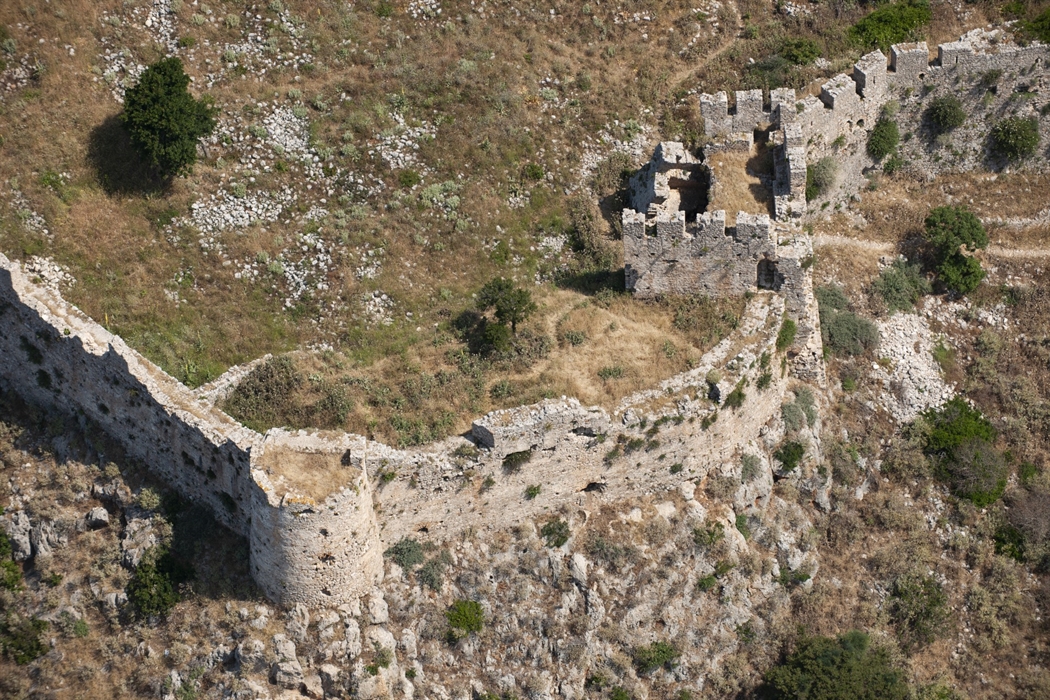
xmin=816 ymin=285 xmax=879 ymax=357
xmin=848 ymin=0 xmax=932 ymax=51
xmin=991 ymin=116 xmax=1041 ymax=161
xmin=867 ymin=118 xmax=900 ymax=161
xmin=926 ymin=96 xmax=967 ymax=134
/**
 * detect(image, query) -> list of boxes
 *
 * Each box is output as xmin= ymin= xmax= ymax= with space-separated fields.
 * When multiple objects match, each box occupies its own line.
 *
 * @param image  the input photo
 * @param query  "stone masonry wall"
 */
xmin=0 ymin=252 xmax=258 ymax=537
xmin=0 ymin=251 xmax=813 ymax=608
xmin=701 ymin=29 xmax=1050 ymax=217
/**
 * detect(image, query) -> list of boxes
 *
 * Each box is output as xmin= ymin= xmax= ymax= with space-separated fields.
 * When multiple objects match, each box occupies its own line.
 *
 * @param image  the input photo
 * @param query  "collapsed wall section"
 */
xmin=0 ymin=252 xmax=258 ymax=536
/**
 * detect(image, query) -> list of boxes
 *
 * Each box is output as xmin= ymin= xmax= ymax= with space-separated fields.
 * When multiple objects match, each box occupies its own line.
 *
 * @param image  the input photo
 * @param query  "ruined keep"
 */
xmin=621 ymin=142 xmax=820 ymax=379
xmin=623 ymin=28 xmax=1050 ymax=381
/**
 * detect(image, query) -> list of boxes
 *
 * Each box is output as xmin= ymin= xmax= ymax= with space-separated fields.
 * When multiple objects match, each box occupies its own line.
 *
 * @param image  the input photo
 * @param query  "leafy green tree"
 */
xmin=122 ymin=57 xmax=217 ymax=178
xmin=923 ymin=206 xmax=988 ymax=294
xmin=760 ymin=630 xmax=911 ymax=700
xmin=476 ymin=278 xmax=537 ymax=334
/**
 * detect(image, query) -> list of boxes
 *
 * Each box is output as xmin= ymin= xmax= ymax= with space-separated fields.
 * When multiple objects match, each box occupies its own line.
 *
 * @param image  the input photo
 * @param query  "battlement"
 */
xmin=700 ymin=88 xmax=797 ymax=139
xmin=700 ymin=27 xmax=1050 ymax=218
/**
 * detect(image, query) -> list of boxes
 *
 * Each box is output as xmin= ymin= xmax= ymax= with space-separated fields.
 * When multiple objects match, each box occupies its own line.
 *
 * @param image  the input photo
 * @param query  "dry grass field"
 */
xmin=0 ymin=0 xmax=1017 ymax=401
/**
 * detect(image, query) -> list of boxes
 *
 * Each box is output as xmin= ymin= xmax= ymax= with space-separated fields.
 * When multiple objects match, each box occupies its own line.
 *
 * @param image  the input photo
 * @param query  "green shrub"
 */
xmin=883 ymin=153 xmax=905 ymax=174
xmin=923 ymin=398 xmax=996 ymax=458
xmin=889 ymin=573 xmax=949 ymax=651
xmin=993 ymin=523 xmax=1025 ymax=562
xmin=936 ymin=254 xmax=985 ymax=295
xmin=523 ymin=163 xmax=545 ymax=180
xmin=503 ymin=449 xmax=533 ymax=472
xmin=696 ymin=574 xmax=718 ymax=592
xmin=418 ymin=552 xmax=450 ymax=591
xmin=817 ymin=286 xmax=879 ymax=356
xmin=122 ymin=57 xmax=217 ymax=178
xmin=825 ymin=312 xmax=879 ymax=356
xmin=446 ymin=600 xmax=484 ymax=635
xmin=398 ymin=169 xmax=421 ymax=187
xmin=742 ymin=454 xmax=762 ymax=482
xmin=760 ymin=630 xmax=911 ymax=699
xmin=873 ymin=259 xmax=931 ymax=312
xmin=0 ymin=532 xmax=18 ymax=592
xmin=776 ymin=317 xmax=797 ymax=352
xmin=562 ymin=329 xmax=587 ymax=346
xmin=990 ymin=116 xmax=1040 ymax=161
xmin=126 ymin=549 xmax=194 ymax=619
xmin=1024 ymin=6 xmax=1050 ymax=42
xmin=775 ymin=441 xmax=805 ymax=472
xmin=598 ymin=365 xmax=625 ymax=380
xmin=0 ymin=560 xmax=21 ymax=592
xmin=224 ymin=355 xmax=303 ymax=432
xmin=735 ymin=514 xmax=751 ymax=540
xmin=633 ymin=641 xmax=679 ymax=674
xmin=805 ymin=157 xmax=837 ymax=201
xmin=849 ymin=0 xmax=931 ymax=51
xmin=384 ymin=538 xmax=425 ymax=570
xmin=867 ymin=118 xmax=900 ymax=160
xmin=723 ymin=382 xmax=746 ymax=410
xmin=926 ymin=96 xmax=966 ymax=133
xmin=783 ymin=402 xmax=805 ymax=433
xmin=795 ymin=388 xmax=817 ymax=426
xmin=587 ymin=536 xmax=637 ymax=569
xmin=0 ymin=616 xmax=49 ymax=665
xmin=781 ymin=38 xmax=821 ymax=65
xmin=925 ymin=206 xmax=988 ymax=254
xmin=693 ymin=522 xmax=725 ymax=548
xmin=922 ymin=398 xmax=1005 ymax=505
xmin=540 ymin=519 xmax=570 ymax=547
xmin=525 ymin=484 xmax=541 ymax=499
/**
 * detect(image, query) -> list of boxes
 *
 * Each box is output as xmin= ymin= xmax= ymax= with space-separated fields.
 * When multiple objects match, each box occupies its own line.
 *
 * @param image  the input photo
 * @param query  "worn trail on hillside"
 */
xmin=813 ymin=234 xmax=1050 ymax=258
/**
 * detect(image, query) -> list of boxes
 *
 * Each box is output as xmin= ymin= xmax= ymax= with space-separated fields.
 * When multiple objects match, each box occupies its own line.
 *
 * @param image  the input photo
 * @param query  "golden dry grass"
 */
xmin=707 ymin=146 xmax=775 ymax=224
xmin=252 ymin=287 xmax=747 ymax=446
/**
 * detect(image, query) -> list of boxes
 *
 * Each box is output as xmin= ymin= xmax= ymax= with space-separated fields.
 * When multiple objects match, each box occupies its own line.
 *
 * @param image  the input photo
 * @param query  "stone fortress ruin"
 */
xmin=2 ymin=27 xmax=1048 ymax=609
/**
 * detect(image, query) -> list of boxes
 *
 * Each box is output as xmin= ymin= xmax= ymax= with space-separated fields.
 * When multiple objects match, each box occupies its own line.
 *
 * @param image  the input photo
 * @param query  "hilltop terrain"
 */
xmin=2 ymin=0 xmax=1050 ymax=699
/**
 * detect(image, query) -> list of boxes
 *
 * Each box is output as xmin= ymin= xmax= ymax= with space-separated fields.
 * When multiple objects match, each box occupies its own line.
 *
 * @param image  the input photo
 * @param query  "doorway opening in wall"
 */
xmin=667 ymin=165 xmax=710 ymax=223
xmin=757 ymin=259 xmax=784 ymax=291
